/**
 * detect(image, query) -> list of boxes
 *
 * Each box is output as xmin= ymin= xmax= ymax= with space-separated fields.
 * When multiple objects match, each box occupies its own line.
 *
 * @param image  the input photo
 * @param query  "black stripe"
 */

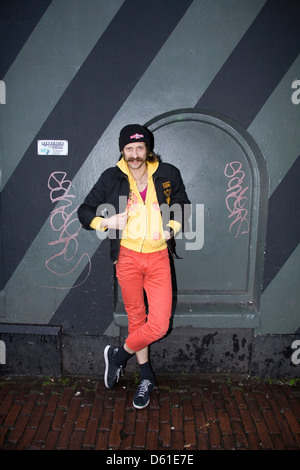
xmin=0 ymin=0 xmax=52 ymax=77
xmin=195 ymin=0 xmax=300 ymax=292
xmin=49 ymin=239 xmax=114 ymax=334
xmin=1 ymin=0 xmax=193 ymax=288
xmin=196 ymin=0 xmax=300 ymax=128
xmin=262 ymin=155 xmax=300 ymax=292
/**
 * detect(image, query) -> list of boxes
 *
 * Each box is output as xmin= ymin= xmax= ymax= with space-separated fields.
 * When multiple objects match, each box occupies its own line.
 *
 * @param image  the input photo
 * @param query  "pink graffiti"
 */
xmin=224 ymin=161 xmax=249 ymax=238
xmin=44 ymin=171 xmax=91 ymax=289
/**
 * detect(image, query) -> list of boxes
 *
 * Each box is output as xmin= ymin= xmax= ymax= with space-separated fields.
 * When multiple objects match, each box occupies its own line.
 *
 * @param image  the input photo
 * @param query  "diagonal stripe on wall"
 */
xmin=248 ymin=54 xmax=300 ymax=196
xmin=0 ymin=0 xmax=52 ymax=77
xmin=262 ymin=155 xmax=300 ymax=291
xmin=0 ymin=0 xmax=193 ymax=289
xmin=1 ymin=0 xmax=125 ymax=191
xmin=51 ymin=1 xmax=300 ymax=330
xmin=196 ymin=0 xmax=300 ymax=128
xmin=195 ymin=0 xmax=300 ymax=291
xmin=1 ymin=0 xmax=299 ymax=332
xmin=2 ymin=0 xmax=268 ymax=326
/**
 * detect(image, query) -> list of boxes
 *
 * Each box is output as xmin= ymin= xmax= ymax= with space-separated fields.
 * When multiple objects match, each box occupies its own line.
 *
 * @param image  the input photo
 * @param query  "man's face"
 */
xmin=122 ymin=142 xmax=147 ymax=171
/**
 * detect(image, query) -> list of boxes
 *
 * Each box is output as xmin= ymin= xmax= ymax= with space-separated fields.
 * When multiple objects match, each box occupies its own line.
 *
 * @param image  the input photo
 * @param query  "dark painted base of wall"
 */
xmin=0 ymin=324 xmax=299 ymax=379
xmin=0 ymin=324 xmax=61 ymax=377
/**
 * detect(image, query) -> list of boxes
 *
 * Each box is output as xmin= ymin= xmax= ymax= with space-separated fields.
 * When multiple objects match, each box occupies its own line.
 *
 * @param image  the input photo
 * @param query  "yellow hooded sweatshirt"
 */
xmin=118 ymin=158 xmax=168 ymax=253
xmin=90 ymin=158 xmax=180 ymax=254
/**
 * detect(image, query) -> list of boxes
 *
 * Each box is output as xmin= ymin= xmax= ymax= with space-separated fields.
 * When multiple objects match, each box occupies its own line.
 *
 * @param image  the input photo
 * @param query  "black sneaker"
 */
xmin=133 ymin=379 xmax=155 ymax=409
xmin=104 ymin=345 xmax=123 ymax=388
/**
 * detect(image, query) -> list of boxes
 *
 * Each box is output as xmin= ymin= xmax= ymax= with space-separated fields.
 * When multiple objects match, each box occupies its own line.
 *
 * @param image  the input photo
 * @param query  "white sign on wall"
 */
xmin=37 ymin=140 xmax=68 ymax=156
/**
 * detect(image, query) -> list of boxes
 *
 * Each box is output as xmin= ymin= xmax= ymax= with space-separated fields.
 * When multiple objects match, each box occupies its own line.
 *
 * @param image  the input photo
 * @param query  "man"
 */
xmin=78 ymin=124 xmax=190 ymax=409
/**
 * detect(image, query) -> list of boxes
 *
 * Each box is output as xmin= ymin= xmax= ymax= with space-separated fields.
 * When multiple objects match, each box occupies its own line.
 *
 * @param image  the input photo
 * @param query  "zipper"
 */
xmin=125 ymin=173 xmax=148 ymax=253
xmin=139 ymin=183 xmax=148 ymax=253
xmin=139 ymin=199 xmax=147 ymax=253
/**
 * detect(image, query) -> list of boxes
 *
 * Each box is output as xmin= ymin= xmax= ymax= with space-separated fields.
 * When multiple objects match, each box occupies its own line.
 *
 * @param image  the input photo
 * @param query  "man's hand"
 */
xmin=101 ymin=211 xmax=128 ymax=230
xmin=163 ymin=229 xmax=174 ymax=241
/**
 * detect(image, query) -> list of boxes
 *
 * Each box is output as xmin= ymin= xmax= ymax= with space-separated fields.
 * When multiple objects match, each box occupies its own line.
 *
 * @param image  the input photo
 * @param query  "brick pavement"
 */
xmin=0 ymin=373 xmax=299 ymax=451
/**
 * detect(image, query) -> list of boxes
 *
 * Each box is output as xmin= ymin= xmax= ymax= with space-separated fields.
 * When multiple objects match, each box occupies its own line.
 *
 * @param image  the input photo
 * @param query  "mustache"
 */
xmin=127 ymin=157 xmax=145 ymax=162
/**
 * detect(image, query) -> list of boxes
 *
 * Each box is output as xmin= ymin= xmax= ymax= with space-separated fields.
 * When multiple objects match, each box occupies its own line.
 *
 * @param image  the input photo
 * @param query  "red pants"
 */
xmin=116 ymin=246 xmax=172 ymax=352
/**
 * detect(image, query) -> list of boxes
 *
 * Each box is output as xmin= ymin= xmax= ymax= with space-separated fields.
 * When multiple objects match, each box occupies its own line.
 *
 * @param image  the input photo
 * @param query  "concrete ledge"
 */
xmin=1 ymin=324 xmax=299 ymax=379
xmin=114 ymin=300 xmax=261 ymax=328
xmin=0 ymin=324 xmax=62 ymax=377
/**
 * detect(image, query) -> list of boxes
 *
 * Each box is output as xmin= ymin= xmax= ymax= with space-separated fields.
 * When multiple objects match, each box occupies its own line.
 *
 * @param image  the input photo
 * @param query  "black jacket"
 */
xmin=77 ymin=161 xmax=190 ymax=262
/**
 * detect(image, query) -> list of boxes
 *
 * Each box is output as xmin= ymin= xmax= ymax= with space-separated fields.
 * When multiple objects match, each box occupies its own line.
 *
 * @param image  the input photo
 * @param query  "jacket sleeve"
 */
xmin=77 ymin=171 xmax=109 ymax=230
xmin=169 ymin=166 xmax=191 ymax=233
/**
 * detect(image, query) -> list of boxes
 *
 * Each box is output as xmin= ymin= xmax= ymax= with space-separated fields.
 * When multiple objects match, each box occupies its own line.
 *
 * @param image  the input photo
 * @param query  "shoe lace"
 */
xmin=137 ymin=379 xmax=151 ymax=397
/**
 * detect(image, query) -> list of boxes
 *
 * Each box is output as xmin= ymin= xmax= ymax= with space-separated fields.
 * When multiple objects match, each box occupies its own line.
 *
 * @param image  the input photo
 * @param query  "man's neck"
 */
xmin=128 ymin=162 xmax=148 ymax=181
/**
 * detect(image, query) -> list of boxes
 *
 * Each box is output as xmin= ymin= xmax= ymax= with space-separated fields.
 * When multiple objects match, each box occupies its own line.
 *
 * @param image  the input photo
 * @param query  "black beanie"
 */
xmin=119 ymin=124 xmax=151 ymax=151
